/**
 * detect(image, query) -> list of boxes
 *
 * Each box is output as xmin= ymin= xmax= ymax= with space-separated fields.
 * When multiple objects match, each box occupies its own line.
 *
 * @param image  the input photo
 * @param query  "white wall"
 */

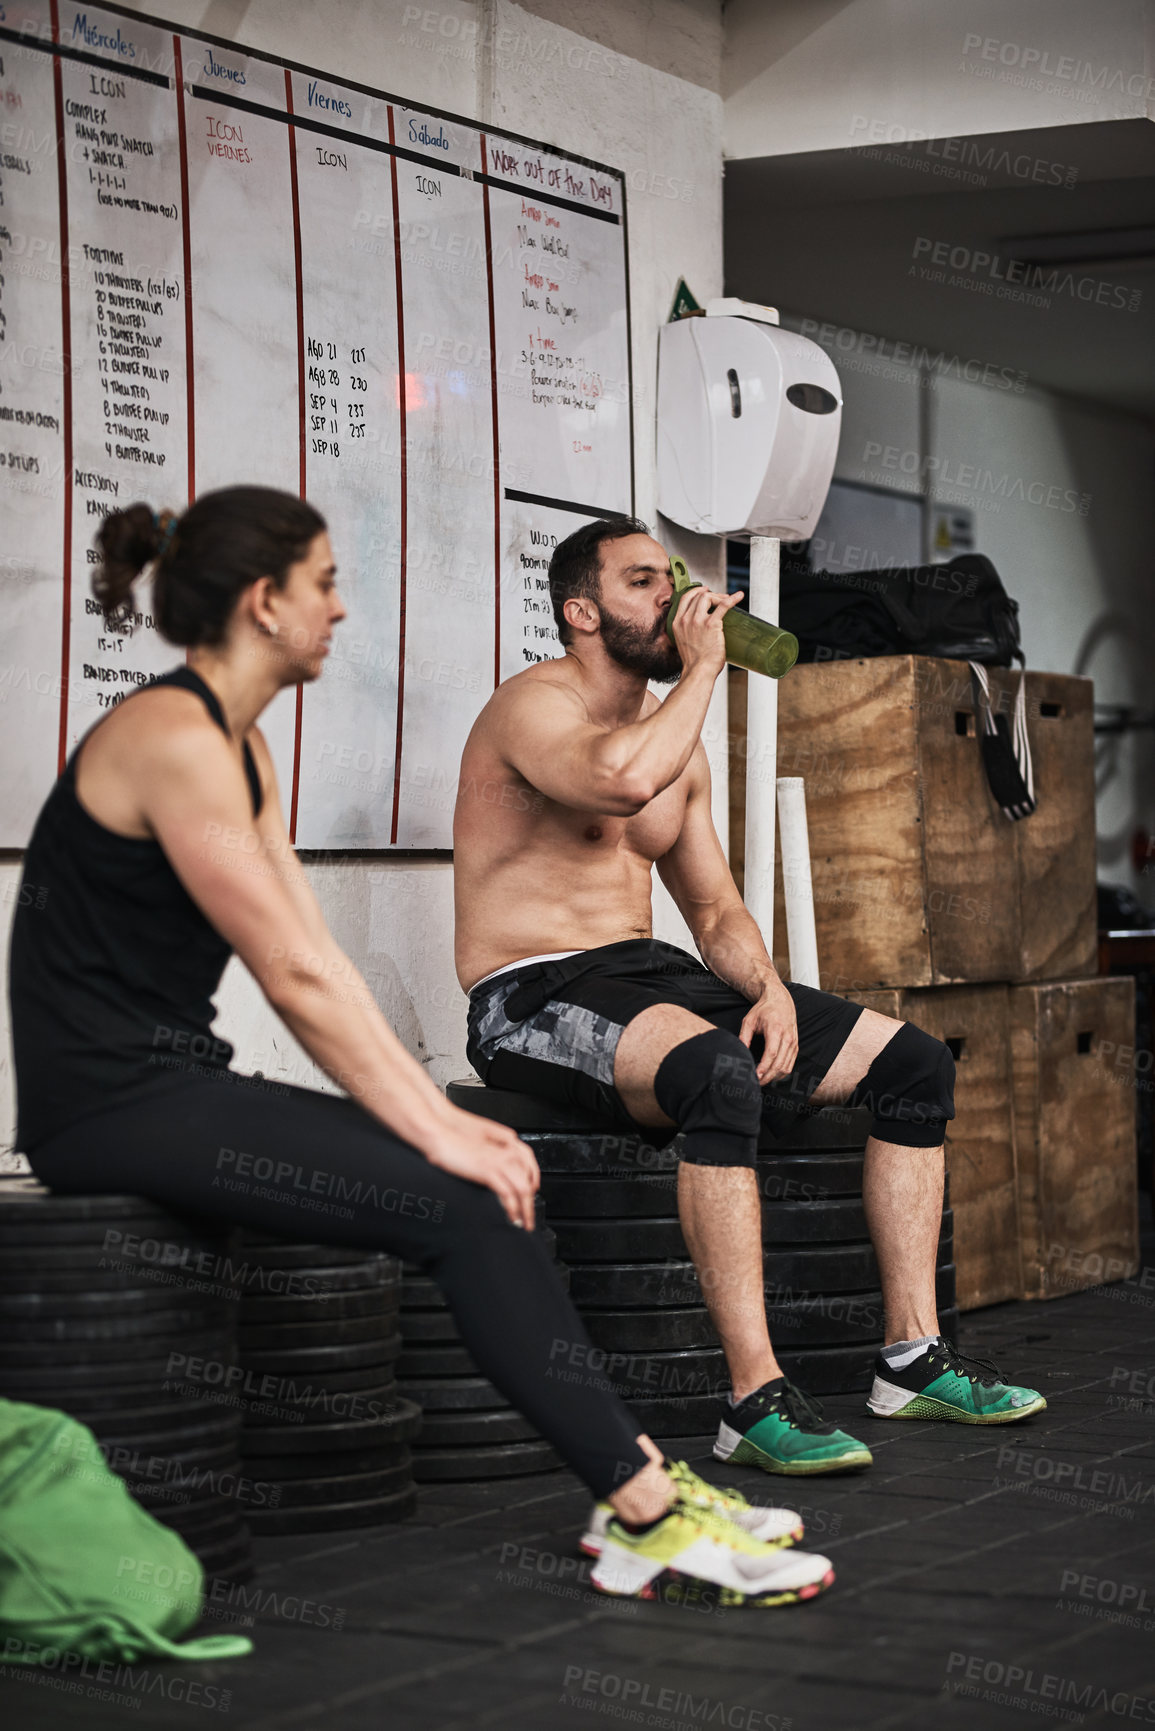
xmin=0 ymin=0 xmax=726 ymax=1152
xmin=723 ymin=0 xmax=1155 ymax=159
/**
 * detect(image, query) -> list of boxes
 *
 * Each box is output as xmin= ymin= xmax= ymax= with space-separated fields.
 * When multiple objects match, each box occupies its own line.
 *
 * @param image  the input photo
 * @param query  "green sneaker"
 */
xmin=867 ymin=1337 xmax=1047 ymax=1424
xmin=714 ymin=1377 xmax=873 ymax=1475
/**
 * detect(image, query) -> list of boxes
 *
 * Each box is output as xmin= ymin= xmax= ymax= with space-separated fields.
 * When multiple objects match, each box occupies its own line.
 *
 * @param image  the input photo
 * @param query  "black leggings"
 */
xmin=26 ymin=1070 xmax=649 ymax=1501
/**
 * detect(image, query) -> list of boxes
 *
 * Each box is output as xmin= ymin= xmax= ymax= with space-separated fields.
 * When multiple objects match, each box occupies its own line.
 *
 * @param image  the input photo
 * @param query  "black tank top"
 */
xmin=8 ymin=666 xmax=264 ymax=1152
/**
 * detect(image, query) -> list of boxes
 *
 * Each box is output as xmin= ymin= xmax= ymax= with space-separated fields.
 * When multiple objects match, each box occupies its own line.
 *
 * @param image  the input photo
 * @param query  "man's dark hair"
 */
xmin=548 ymin=516 xmax=650 ymax=645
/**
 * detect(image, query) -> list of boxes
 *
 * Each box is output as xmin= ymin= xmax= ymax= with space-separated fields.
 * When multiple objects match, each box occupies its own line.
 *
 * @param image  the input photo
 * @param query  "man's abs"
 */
xmin=454 ymin=857 xmax=658 ymax=992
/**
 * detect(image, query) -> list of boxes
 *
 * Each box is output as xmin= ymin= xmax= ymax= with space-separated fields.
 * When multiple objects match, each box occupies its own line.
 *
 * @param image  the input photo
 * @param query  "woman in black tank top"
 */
xmin=5 ymin=485 xmax=676 ymax=1528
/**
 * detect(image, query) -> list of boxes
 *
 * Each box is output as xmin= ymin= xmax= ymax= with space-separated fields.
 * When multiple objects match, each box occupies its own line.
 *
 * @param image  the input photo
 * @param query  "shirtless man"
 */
xmin=454 ymin=516 xmax=1045 ymax=1475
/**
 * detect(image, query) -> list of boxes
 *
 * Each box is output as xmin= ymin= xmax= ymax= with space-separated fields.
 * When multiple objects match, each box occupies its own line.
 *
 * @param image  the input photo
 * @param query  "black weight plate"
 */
xmin=96 ymin=1413 xmax=241 ymax=1455
xmin=237 ymin=1365 xmax=396 ymax=1412
xmin=239 ymin=1235 xmax=402 ymax=1275
xmin=246 ymin=1484 xmax=418 ymax=1534
xmin=764 ymin=1289 xmax=884 ymax=1347
xmin=776 ymin=1341 xmax=880 ymax=1396
xmin=761 ymin=1214 xmax=953 ymax=1295
xmin=238 ymin=1384 xmax=398 ymax=1426
xmin=123 ymin=1451 xmax=241 ymax=1504
xmin=759 ymin=1105 xmax=873 ymax=1151
xmin=0 ymin=1334 xmax=236 ymax=1392
xmin=193 ymin=1532 xmax=254 ymax=1577
xmin=0 ymin=1330 xmax=235 ymax=1367
xmin=762 ymin=1241 xmax=879 ymax=1294
xmin=0 ymin=1289 xmax=236 ymax=1322
xmin=159 ymin=1510 xmax=248 ymax=1553
xmin=550 ymin=1217 xmax=687 ymax=1262
xmin=239 ymin=1260 xmax=402 ymax=1296
xmin=528 ymin=1130 xmax=679 ymax=1177
xmin=83 ymin=1399 xmax=231 ymax=1439
xmin=756 ymin=1149 xmax=865 ymax=1200
xmin=399 ymin=1309 xmax=462 ymax=1343
xmin=765 ymin=1264 xmax=959 ymax=1347
xmin=400 ymin=1261 xmax=571 ymax=1311
xmin=237 ymin=1241 xmax=392 ymax=1269
xmin=583 ymin=1308 xmax=716 ymax=1353
xmin=0 ymin=1372 xmax=221 ymax=1413
xmin=761 ymin=1197 xmax=868 ymax=1244
xmin=154 ymin=1493 xmax=238 ymax=1534
xmin=399 ymin=1375 xmax=507 ymax=1412
xmin=0 ymin=1266 xmax=230 ymax=1296
xmin=243 ymin=1442 xmax=412 ymax=1480
xmin=230 ymin=1360 xmax=398 ymax=1399
xmin=238 ymin=1289 xmax=395 ymax=1324
xmin=761 ymin=1201 xmax=954 ymax=1256
xmin=398 ymin=1344 xmax=478 ymax=1378
xmin=416 ymin=1406 xmax=540 ymax=1447
xmin=0 ymin=1304 xmax=236 ymax=1343
xmin=0 ymin=1217 xmax=230 ymax=1247
xmin=240 ymin=1384 xmax=401 ymax=1440
xmin=240 ymin=1398 xmax=423 ymax=1454
xmin=412 ymin=1439 xmax=560 ymax=1482
xmin=628 ymin=1391 xmax=725 ymax=1436
xmin=603 ymin=1346 xmax=727 ymax=1400
xmin=539 ymin=1172 xmax=679 ymax=1219
xmin=0 ymin=1179 xmax=221 ymax=1227
xmin=0 ymin=1240 xmax=231 ymax=1273
xmin=242 ymin=1462 xmax=414 ymax=1508
xmin=238 ymin=1334 xmax=402 ymax=1375
xmin=238 ymin=1313 xmax=397 ymax=1351
xmin=567 ymin=1260 xmax=701 ymax=1309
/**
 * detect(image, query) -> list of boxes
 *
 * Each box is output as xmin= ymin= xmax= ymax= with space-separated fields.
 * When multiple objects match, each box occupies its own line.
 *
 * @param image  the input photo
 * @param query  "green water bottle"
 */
xmin=664 ymin=557 xmax=799 ymax=679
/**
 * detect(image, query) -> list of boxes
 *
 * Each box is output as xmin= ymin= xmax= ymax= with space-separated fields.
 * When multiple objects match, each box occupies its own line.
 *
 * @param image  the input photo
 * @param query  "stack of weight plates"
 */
xmin=447 ymin=1081 xmax=724 ymax=1439
xmin=760 ymin=1108 xmax=958 ymax=1393
xmin=397 ymin=1211 xmax=567 ymax=1483
xmin=0 ymin=1177 xmax=252 ymax=1583
xmin=232 ymin=1232 xmax=421 ymax=1534
xmin=447 ymin=1083 xmax=958 ymax=1426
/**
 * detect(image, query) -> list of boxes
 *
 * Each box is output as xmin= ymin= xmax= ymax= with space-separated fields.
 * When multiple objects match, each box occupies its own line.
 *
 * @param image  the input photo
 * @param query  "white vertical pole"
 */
xmin=744 ymin=536 xmax=779 ymax=951
xmin=777 ymin=776 xmax=820 ymax=987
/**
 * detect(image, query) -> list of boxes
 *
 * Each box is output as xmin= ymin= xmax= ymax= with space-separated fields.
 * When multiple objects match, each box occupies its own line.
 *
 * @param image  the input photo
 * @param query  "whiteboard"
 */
xmin=0 ymin=2 xmax=634 ymax=847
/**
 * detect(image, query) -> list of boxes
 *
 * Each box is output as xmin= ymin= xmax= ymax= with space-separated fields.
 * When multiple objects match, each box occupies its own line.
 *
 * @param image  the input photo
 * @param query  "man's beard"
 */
xmin=598 ymin=606 xmax=683 ymax=684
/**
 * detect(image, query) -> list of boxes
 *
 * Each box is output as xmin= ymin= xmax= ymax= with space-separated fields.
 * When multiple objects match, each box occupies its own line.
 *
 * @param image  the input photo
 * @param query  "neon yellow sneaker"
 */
xmin=590 ymin=1497 xmax=834 ymax=1607
xmin=581 ymin=1458 xmax=804 ymax=1557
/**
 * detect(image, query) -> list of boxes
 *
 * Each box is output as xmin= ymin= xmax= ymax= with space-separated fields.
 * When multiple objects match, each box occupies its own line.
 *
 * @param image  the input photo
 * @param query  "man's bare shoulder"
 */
xmin=478 ymin=658 xmax=589 ymax=729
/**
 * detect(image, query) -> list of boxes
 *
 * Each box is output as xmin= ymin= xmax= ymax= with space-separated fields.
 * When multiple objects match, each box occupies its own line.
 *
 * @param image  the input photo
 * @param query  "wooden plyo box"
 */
xmin=850 ymin=984 xmax=1021 ymax=1311
xmin=745 ymin=656 xmax=1096 ymax=990
xmin=1011 ymin=977 xmax=1139 ymax=1300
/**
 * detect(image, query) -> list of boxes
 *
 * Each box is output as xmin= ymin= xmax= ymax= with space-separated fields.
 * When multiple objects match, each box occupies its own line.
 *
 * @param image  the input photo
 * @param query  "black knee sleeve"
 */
xmin=653 ymin=1029 xmax=761 ymax=1169
xmin=847 ymin=1021 xmax=955 ymax=1148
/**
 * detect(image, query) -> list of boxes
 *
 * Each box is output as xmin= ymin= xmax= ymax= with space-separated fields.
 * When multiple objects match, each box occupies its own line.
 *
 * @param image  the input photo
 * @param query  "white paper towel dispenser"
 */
xmin=657 ymin=310 xmax=842 ymax=539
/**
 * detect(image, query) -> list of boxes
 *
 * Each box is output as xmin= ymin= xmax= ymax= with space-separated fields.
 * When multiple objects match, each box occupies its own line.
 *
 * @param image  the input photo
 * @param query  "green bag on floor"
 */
xmin=0 ymin=1398 xmax=252 ymax=1665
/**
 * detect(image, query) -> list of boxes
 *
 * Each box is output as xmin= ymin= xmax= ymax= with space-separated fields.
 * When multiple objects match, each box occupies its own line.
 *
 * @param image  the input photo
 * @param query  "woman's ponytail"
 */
xmin=88 ymin=488 xmax=324 ymax=648
xmin=92 ymin=504 xmax=176 ymax=633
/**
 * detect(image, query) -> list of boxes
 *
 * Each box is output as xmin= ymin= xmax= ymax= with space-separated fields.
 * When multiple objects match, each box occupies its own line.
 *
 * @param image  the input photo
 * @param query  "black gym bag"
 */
xmin=779 ymin=552 xmax=1023 ymax=668
xmin=778 ymin=553 xmax=1035 ymax=821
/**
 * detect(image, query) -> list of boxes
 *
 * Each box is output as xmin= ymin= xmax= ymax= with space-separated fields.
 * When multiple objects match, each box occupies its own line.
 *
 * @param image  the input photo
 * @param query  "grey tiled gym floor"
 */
xmin=5 ymin=1204 xmax=1154 ymax=1731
